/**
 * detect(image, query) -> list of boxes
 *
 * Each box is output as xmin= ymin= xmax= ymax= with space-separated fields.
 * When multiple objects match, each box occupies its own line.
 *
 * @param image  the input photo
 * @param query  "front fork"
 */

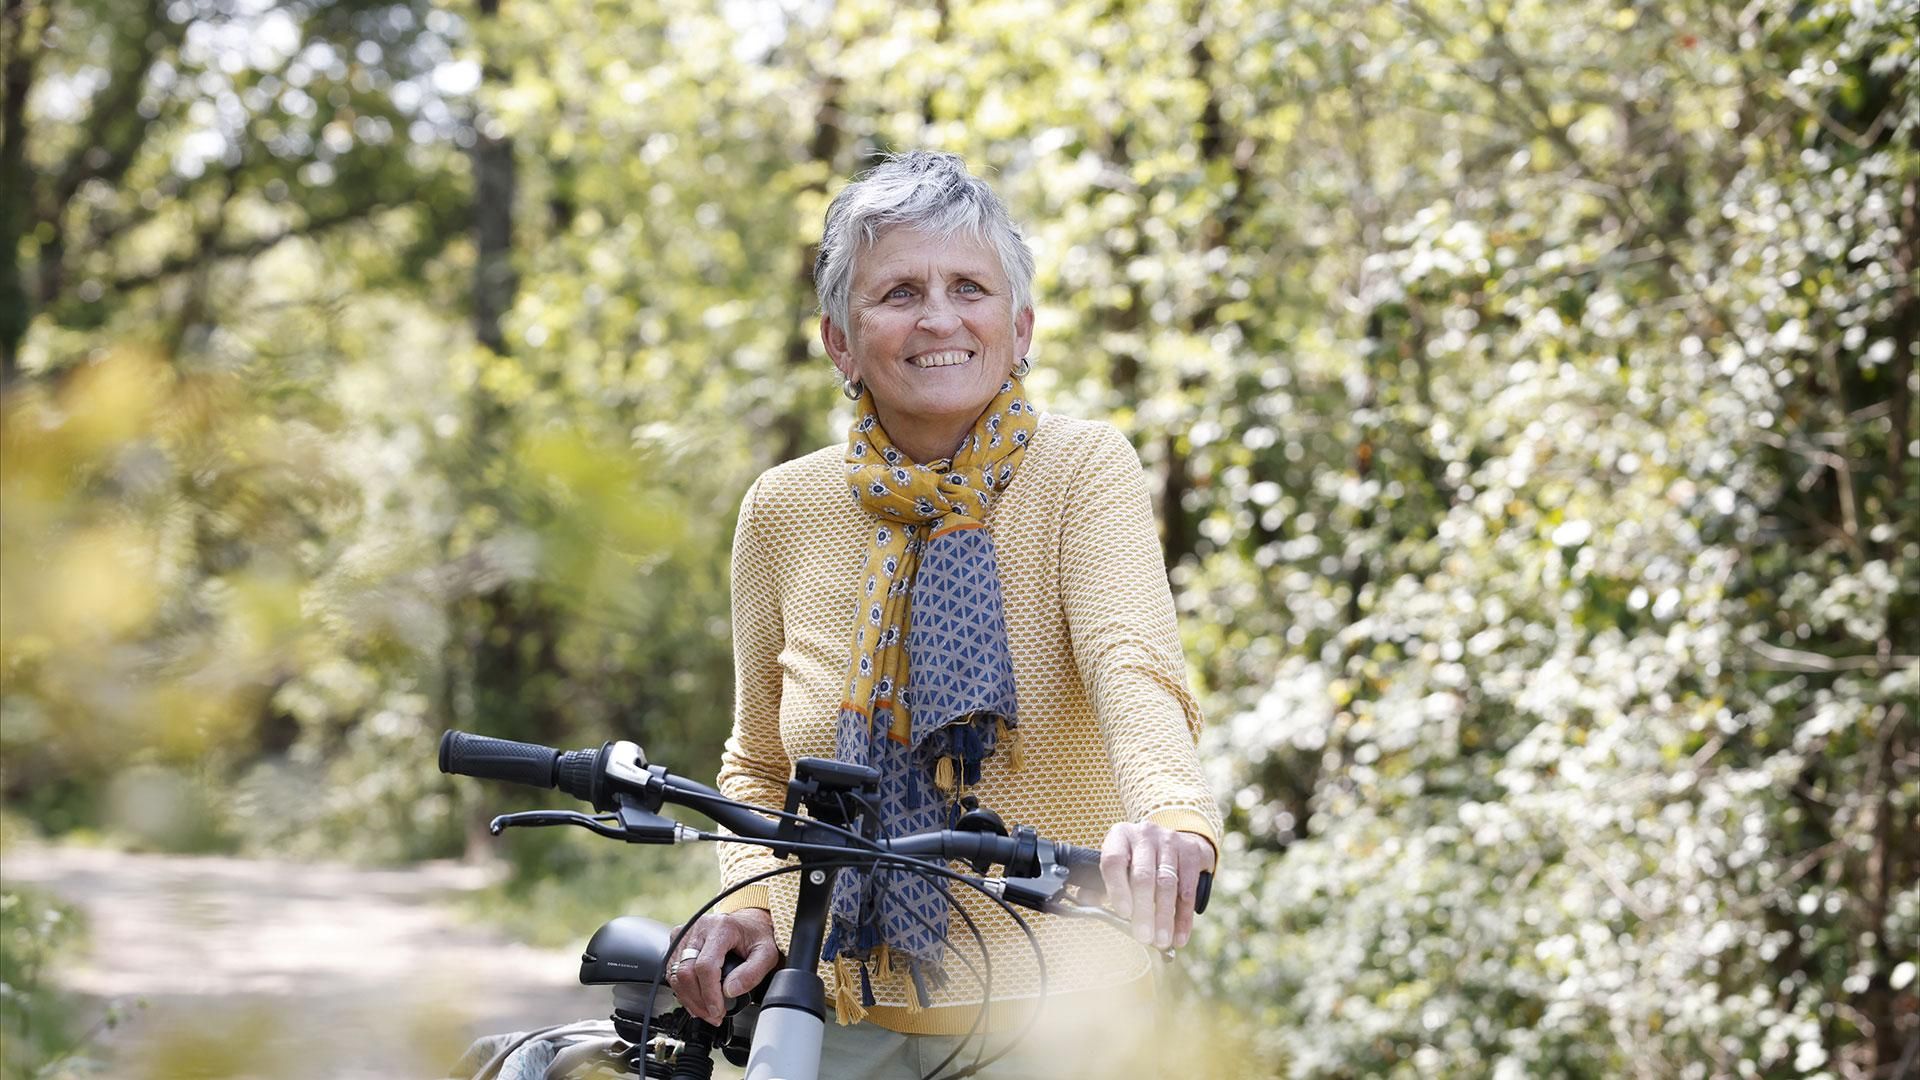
xmin=741 ymin=998 xmax=824 ymax=1080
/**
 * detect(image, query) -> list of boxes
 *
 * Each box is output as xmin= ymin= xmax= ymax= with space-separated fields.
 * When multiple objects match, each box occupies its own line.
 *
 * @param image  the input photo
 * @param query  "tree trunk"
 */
xmin=1347 ymin=310 xmax=1381 ymax=627
xmin=451 ymin=0 xmax=560 ymax=771
xmin=1153 ymin=0 xmax=1260 ymax=570
xmin=0 ymin=0 xmax=39 ymax=378
xmin=470 ymin=0 xmax=516 ymax=355
xmin=776 ymin=77 xmax=845 ymax=464
xmin=1888 ymin=176 xmax=1916 ymax=494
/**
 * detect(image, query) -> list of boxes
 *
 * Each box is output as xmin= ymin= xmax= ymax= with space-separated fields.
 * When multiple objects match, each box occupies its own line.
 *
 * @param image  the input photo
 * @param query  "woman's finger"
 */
xmin=722 ymin=930 xmax=780 ymax=998
xmin=1100 ymin=823 xmax=1135 ymax=921
xmin=720 ymin=909 xmax=781 ymax=999
xmin=1151 ymin=830 xmax=1179 ymax=949
xmin=1172 ymin=835 xmax=1206 ymax=948
xmin=666 ymin=924 xmax=699 ymax=998
xmin=686 ymin=923 xmax=727 ymax=1024
xmin=1128 ymin=827 xmax=1159 ymax=944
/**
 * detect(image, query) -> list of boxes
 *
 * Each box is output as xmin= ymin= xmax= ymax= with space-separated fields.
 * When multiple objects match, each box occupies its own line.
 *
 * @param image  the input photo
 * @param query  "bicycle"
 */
xmin=436 ymin=729 xmax=1213 ymax=1080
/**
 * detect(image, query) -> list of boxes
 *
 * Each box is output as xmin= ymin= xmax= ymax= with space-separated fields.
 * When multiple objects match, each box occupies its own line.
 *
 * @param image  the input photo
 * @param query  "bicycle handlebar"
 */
xmin=437 ymin=729 xmax=1209 ymax=913
xmin=438 ymin=727 xmax=1223 ymax=1080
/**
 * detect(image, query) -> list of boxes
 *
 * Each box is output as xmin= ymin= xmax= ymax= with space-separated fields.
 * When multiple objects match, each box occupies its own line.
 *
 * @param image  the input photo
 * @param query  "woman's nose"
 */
xmin=917 ymin=297 xmax=961 ymax=335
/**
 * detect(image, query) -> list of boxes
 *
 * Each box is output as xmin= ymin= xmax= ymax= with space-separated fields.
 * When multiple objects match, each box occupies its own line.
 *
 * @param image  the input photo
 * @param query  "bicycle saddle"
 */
xmin=580 ymin=916 xmax=677 ymax=986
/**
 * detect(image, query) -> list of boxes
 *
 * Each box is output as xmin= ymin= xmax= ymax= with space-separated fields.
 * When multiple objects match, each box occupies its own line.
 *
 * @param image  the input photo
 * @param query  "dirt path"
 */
xmin=3 ymin=844 xmax=610 ymax=1079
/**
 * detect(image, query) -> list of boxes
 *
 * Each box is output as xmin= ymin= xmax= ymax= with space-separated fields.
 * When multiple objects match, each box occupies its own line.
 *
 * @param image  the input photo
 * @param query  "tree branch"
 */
xmin=48 ymin=0 xmax=181 ymax=216
xmin=1767 ymin=76 xmax=1892 ymax=152
xmin=101 ymin=201 xmax=398 ymax=294
xmin=1744 ymin=640 xmax=1919 ymax=674
xmin=1395 ymin=0 xmax=1610 ymax=193
xmin=1734 ymin=838 xmax=1847 ymax=920
xmin=1561 ymin=832 xmax=1657 ymax=923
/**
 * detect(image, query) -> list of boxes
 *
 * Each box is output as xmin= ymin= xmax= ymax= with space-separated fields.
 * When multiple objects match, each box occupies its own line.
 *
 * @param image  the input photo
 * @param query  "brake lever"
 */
xmin=988 ymin=852 xmax=1180 ymax=963
xmin=490 ymin=809 xmax=628 ymax=839
xmin=488 ymin=803 xmax=697 ymax=845
xmin=1044 ymin=899 xmax=1179 ymax=963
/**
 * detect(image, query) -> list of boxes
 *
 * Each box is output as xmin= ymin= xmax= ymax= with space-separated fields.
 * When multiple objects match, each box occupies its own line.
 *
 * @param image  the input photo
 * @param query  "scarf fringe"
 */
xmin=998 ymin=718 xmax=1023 ymax=772
xmin=832 ymin=955 xmax=868 ymax=1026
xmin=904 ymin=961 xmax=929 ymax=1014
xmin=934 ymin=755 xmax=956 ymax=793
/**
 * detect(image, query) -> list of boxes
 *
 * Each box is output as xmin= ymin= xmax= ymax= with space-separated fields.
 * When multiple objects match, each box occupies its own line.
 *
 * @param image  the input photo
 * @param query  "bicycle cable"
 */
xmin=642 ymin=855 xmax=998 ymax=1079
xmin=447 ymin=735 xmax=1074 ymax=1080
xmin=682 ymin=831 xmax=1051 ymax=1080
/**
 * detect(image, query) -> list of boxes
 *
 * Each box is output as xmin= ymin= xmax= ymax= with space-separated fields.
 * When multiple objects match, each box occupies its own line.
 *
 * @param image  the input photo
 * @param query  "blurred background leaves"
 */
xmin=2 ymin=0 xmax=1916 ymax=1076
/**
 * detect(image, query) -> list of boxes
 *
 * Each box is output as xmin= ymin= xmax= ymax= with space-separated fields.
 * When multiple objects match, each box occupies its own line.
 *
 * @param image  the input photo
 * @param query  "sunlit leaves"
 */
xmin=1180 ymin=0 xmax=1917 ymax=1073
xmin=6 ymin=0 xmax=1915 ymax=1070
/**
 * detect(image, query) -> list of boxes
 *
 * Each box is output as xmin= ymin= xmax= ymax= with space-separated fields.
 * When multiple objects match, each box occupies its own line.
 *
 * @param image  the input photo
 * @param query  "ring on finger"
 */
xmin=679 ymin=947 xmax=701 ymax=963
xmin=1155 ymin=863 xmax=1179 ymax=878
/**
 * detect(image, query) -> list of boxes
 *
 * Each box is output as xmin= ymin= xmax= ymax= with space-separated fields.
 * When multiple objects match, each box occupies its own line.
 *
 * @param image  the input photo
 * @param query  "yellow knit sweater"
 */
xmin=714 ymin=413 xmax=1221 ymax=1035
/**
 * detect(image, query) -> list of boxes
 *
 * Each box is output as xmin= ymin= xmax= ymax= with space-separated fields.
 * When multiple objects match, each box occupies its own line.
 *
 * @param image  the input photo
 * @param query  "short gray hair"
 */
xmin=814 ymin=151 xmax=1036 ymax=331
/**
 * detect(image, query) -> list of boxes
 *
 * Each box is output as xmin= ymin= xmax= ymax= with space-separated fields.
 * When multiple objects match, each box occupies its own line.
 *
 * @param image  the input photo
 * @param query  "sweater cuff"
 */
xmin=1145 ymin=808 xmax=1220 ymax=870
xmin=711 ymin=885 xmax=773 ymax=915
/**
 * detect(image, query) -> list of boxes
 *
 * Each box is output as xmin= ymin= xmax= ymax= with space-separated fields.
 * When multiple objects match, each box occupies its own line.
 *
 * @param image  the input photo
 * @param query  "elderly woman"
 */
xmin=669 ymin=151 xmax=1220 ymax=1077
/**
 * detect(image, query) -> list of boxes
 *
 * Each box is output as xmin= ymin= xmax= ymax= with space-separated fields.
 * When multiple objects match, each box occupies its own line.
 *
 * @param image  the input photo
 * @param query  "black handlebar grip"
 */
xmin=438 ymin=730 xmax=561 ymax=790
xmin=1053 ymin=842 xmax=1107 ymax=892
xmin=1056 ymin=842 xmax=1214 ymax=914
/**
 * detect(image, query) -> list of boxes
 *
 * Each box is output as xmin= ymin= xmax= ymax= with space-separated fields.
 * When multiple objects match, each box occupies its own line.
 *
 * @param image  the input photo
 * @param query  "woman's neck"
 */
xmin=875 ymin=407 xmax=968 ymax=465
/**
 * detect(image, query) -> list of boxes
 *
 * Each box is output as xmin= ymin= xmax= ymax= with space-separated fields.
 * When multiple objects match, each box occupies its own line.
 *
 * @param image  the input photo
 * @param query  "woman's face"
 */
xmin=822 ymin=226 xmax=1033 ymax=458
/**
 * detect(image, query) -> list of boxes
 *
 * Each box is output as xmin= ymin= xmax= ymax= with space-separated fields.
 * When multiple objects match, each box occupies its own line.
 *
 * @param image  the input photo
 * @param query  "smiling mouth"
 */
xmin=909 ymin=350 xmax=974 ymax=368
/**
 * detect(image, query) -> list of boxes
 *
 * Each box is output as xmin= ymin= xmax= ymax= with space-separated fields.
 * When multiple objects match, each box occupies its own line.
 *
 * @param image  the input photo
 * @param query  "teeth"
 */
xmin=910 ymin=351 xmax=973 ymax=368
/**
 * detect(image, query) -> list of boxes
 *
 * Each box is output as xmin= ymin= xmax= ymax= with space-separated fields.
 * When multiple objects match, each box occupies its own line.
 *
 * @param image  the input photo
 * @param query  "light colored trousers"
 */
xmin=814 ymin=993 xmax=1155 ymax=1080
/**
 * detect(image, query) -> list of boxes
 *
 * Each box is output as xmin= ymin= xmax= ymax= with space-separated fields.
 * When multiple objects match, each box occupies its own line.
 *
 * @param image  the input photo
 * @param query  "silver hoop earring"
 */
xmin=1012 ymin=356 xmax=1031 ymax=378
xmin=842 ymin=377 xmax=865 ymax=400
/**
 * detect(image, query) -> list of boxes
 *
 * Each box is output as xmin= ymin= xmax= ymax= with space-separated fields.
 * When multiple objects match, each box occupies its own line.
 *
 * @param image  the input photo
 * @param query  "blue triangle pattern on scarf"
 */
xmin=823 ymin=525 xmax=1019 ymax=980
xmin=906 ymin=526 xmax=1018 ymax=741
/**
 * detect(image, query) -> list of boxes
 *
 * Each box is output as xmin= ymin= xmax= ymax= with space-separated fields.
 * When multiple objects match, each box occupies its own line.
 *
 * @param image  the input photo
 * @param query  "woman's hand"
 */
xmin=1099 ymin=822 xmax=1215 ymax=950
xmin=668 ymin=908 xmax=781 ymax=1026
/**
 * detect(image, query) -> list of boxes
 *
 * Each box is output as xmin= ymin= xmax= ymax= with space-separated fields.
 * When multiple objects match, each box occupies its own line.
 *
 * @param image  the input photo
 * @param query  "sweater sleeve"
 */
xmin=1057 ymin=423 xmax=1223 ymax=859
xmin=713 ymin=476 xmax=792 ymax=912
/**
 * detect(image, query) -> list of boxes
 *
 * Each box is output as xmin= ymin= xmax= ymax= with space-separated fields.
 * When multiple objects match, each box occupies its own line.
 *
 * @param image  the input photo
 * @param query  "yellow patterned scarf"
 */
xmin=837 ymin=376 xmax=1036 ymax=757
xmin=824 ymin=374 xmax=1038 ymax=1019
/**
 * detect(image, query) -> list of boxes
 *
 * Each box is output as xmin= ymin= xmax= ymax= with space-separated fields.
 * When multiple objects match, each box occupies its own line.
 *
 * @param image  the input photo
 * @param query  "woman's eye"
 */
xmin=887 ymin=286 xmax=913 ymax=300
xmin=956 ymin=281 xmax=983 ymax=295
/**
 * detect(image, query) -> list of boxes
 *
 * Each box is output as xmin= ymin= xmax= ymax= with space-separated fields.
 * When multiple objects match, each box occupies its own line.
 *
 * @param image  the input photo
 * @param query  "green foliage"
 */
xmin=0 ymin=888 xmax=84 ymax=1080
xmin=1173 ymin=1 xmax=1920 ymax=1074
xmin=5 ymin=0 xmax=1915 ymax=1073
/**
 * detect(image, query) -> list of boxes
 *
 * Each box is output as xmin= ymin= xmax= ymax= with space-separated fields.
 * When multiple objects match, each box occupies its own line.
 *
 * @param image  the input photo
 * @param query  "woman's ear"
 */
xmin=1013 ymin=306 xmax=1035 ymax=362
xmin=821 ymin=315 xmax=856 ymax=380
